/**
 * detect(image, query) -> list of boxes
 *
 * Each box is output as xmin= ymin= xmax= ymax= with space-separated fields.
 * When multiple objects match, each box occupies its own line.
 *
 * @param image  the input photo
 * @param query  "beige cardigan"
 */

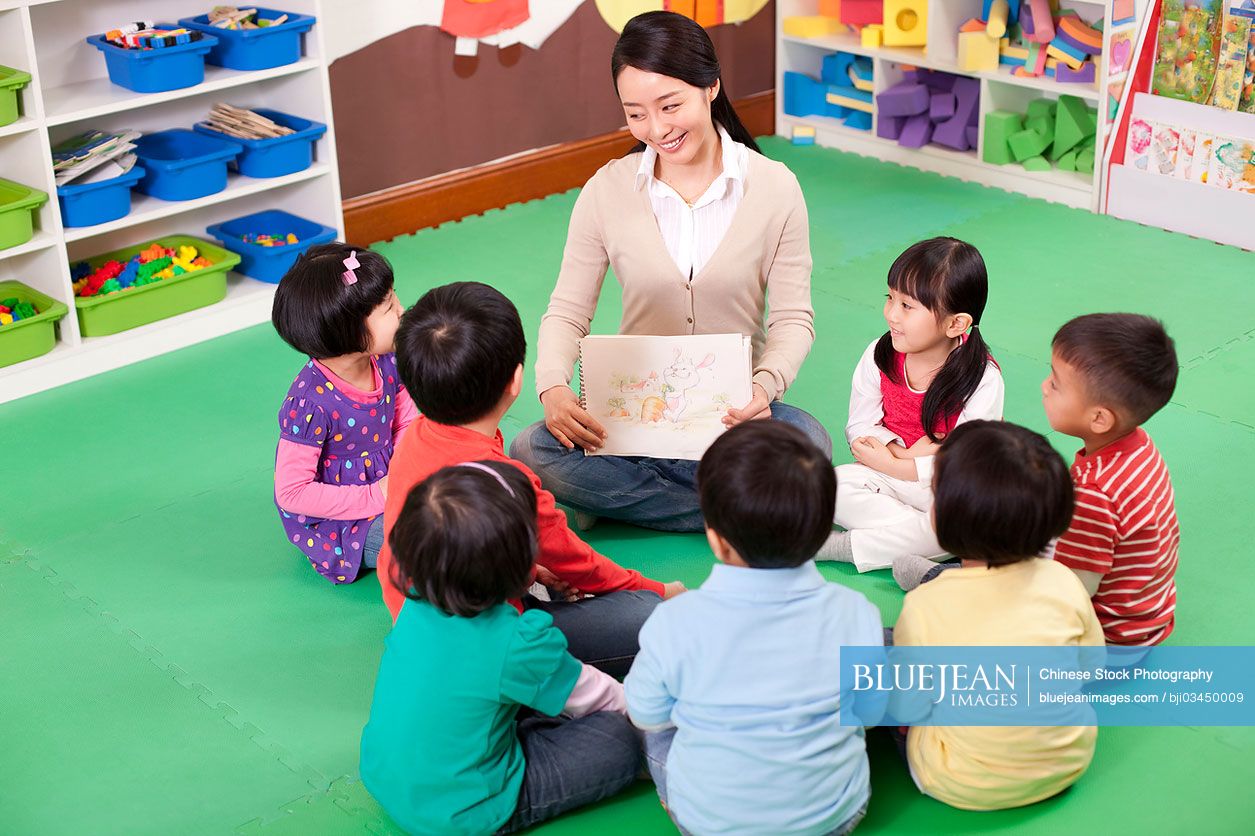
xmin=534 ymin=150 xmax=815 ymax=403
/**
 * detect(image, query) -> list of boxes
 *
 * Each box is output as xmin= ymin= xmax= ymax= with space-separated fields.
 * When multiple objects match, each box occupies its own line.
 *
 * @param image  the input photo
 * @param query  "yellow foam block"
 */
xmin=850 ymin=74 xmax=874 ymax=92
xmin=986 ymin=0 xmax=1010 ymax=38
xmin=825 ymin=90 xmax=874 ymax=112
xmin=782 ymin=15 xmax=842 ymax=38
xmin=861 ymin=24 xmax=883 ymax=47
xmin=958 ymin=30 xmax=1000 ymax=71
xmin=1001 ymin=43 xmax=1029 ymax=60
xmin=883 ymin=0 xmax=927 ymax=47
xmin=792 ymin=125 xmax=817 ymax=137
xmin=1046 ymin=44 xmax=1085 ymax=70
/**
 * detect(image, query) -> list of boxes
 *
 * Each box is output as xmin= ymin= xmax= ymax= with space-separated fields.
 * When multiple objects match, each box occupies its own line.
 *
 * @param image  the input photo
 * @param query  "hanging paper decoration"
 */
xmin=441 ymin=0 xmax=531 ymax=39
xmin=594 ymin=0 xmax=770 ymax=33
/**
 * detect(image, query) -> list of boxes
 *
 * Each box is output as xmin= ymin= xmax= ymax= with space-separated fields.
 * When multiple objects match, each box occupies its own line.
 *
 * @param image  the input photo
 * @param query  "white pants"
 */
xmin=834 ymin=463 xmax=947 ymax=572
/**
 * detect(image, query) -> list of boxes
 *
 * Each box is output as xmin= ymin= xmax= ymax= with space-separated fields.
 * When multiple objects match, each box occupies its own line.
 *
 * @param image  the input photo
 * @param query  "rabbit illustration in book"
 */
xmin=658 ymin=349 xmax=715 ymax=423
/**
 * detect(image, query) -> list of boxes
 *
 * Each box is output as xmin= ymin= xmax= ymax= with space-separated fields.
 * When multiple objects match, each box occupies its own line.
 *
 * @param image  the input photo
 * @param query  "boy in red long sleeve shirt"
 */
xmin=379 ymin=281 xmax=683 ymax=676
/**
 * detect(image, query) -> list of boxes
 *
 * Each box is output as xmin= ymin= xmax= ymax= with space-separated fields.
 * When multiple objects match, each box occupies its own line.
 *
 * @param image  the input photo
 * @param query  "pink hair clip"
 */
xmin=341 ymin=251 xmax=360 ymax=286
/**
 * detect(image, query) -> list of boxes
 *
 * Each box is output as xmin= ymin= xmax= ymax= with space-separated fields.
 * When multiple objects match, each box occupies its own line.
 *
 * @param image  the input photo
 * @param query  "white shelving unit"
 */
xmin=0 ymin=0 xmax=343 ymax=404
xmin=777 ymin=0 xmax=1134 ymax=210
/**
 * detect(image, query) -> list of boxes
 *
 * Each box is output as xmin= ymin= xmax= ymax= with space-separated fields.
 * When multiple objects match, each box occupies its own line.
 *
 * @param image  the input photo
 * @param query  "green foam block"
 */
xmin=982 ymin=111 xmax=1024 ymax=165
xmin=1057 ymin=148 xmax=1080 ymax=171
xmin=1053 ymin=94 xmax=1093 ymax=159
xmin=1022 ymin=155 xmax=1053 ymax=172
xmin=1076 ymin=147 xmax=1096 ymax=173
xmin=1008 ymin=128 xmax=1050 ymax=161
xmin=1026 ymin=98 xmax=1057 ymax=121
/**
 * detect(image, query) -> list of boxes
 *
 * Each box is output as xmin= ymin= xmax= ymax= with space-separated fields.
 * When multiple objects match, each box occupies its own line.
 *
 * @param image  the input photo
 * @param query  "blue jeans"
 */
xmin=645 ymin=728 xmax=869 ymax=836
xmin=360 ymin=514 xmax=385 ymax=571
xmin=497 ymin=711 xmax=641 ymax=833
xmin=524 ymin=589 xmax=661 ymax=679
xmin=510 ymin=402 xmax=833 ymax=533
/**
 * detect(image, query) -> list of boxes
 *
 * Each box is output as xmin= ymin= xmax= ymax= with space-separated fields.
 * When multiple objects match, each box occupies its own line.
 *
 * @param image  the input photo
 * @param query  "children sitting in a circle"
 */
xmin=269 ymin=12 xmax=1182 ymax=834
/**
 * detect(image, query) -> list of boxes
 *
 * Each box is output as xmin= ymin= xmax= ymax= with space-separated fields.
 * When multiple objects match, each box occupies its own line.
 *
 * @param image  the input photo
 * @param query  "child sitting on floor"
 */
xmin=891 ymin=420 xmax=1104 ymax=811
xmin=815 ymin=237 xmax=1004 ymax=580
xmin=1042 ymin=313 xmax=1180 ymax=646
xmin=271 ymin=244 xmax=415 ymax=584
xmin=377 ymin=281 xmax=683 ymax=676
xmin=360 ymin=460 xmax=639 ymax=834
xmin=626 ymin=421 xmax=883 ymax=836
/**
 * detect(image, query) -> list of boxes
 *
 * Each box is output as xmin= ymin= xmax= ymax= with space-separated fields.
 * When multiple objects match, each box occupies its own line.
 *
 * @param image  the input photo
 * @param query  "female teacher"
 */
xmin=512 ymin=10 xmax=832 ymax=532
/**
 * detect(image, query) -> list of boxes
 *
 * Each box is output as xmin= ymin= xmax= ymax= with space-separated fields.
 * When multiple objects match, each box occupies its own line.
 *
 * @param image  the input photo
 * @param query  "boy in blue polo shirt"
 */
xmin=625 ymin=421 xmax=884 ymax=835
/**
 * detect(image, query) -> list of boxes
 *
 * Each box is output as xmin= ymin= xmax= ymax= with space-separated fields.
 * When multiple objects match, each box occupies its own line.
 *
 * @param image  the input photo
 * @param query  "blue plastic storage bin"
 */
xmin=193 ymin=109 xmax=326 ymax=178
xmin=56 ymin=166 xmax=146 ymax=228
xmin=206 ymin=209 xmax=337 ymax=283
xmin=133 ymin=130 xmax=242 ymax=201
xmin=178 ymin=9 xmax=315 ymax=71
xmin=85 ymin=28 xmax=218 ymax=94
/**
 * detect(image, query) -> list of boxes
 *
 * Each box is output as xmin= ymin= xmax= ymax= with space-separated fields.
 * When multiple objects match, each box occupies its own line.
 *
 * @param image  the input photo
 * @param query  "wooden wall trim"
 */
xmin=343 ymin=90 xmax=775 ymax=244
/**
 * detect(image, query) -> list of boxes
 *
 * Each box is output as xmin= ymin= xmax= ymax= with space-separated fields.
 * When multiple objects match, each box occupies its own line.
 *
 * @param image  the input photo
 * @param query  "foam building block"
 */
xmin=965 ymin=124 xmax=980 ymax=148
xmin=1075 ymin=147 xmax=1095 ymax=173
xmin=791 ymin=125 xmax=817 ymax=145
xmin=876 ymin=82 xmax=930 ymax=117
xmin=1008 ymin=128 xmax=1049 ymax=160
xmin=898 ymin=113 xmax=934 ymax=148
xmin=1026 ymin=98 xmax=1056 ymax=121
xmin=1022 ymin=155 xmax=1052 ymax=171
xmin=983 ymin=111 xmax=1024 ymax=165
xmin=827 ymin=85 xmax=874 ymax=112
xmin=883 ymin=0 xmax=928 ymax=47
xmin=877 ymin=114 xmax=905 ymax=140
xmin=783 ymin=16 xmax=843 ymax=38
xmin=1056 ymin=62 xmax=1097 ymax=84
xmin=862 ymin=24 xmax=884 ymax=47
xmin=844 ymin=110 xmax=874 ymax=131
xmin=930 ymin=75 xmax=980 ymax=150
xmin=821 ymin=0 xmax=883 ymax=26
xmin=822 ymin=52 xmax=854 ymax=85
xmin=1024 ymin=0 xmax=1055 ymax=44
xmin=1047 ymin=43 xmax=1086 ymax=70
xmin=917 ymin=68 xmax=956 ymax=91
xmin=849 ymin=56 xmax=875 ymax=90
xmin=1057 ymin=147 xmax=1079 ymax=170
xmin=1052 ymin=94 xmax=1093 ymax=157
xmin=982 ymin=0 xmax=1020 ymax=31
xmin=783 ymin=71 xmax=827 ymax=117
xmin=960 ymin=17 xmax=987 ymax=34
xmin=930 ymin=92 xmax=956 ymax=120
xmin=1057 ymin=17 xmax=1103 ymax=55
xmin=984 ymin=0 xmax=1011 ymax=38
xmin=958 ymin=30 xmax=1001 ymax=71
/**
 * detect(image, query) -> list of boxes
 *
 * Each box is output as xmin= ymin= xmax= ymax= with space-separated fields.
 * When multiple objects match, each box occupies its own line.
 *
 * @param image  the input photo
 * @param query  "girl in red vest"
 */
xmin=817 ymin=237 xmax=1004 ymax=583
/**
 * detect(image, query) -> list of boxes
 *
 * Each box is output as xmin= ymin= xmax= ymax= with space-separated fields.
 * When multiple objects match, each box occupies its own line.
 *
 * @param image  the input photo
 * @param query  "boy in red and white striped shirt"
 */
xmin=1041 ymin=314 xmax=1180 ymax=646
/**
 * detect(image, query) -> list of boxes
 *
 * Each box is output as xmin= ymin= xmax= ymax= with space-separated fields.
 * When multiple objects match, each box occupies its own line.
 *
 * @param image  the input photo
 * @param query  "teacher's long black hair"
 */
xmin=611 ymin=11 xmax=762 ymax=154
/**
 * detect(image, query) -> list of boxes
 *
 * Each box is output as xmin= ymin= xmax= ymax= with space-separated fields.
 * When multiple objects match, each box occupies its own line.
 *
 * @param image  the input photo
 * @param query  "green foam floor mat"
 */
xmin=3 ymin=139 xmax=1254 ymax=832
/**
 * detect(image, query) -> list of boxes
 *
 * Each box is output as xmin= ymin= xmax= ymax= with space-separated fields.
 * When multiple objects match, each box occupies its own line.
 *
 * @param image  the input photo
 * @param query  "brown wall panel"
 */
xmin=329 ymin=2 xmax=776 ymax=198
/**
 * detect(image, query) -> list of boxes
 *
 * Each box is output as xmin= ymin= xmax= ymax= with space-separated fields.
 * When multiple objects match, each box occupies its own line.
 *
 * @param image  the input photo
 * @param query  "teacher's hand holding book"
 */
xmin=541 ymin=386 xmax=608 ymax=452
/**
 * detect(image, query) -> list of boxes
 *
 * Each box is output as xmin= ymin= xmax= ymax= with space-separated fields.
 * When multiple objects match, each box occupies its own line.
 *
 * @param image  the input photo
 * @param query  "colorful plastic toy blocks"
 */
xmin=0 ymin=297 xmax=38 ymax=326
xmin=72 ymin=244 xmax=215 ymax=298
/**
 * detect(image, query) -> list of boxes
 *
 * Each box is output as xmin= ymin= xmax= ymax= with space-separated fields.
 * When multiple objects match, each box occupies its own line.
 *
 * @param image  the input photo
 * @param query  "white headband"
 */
xmin=457 ymin=461 xmax=515 ymax=497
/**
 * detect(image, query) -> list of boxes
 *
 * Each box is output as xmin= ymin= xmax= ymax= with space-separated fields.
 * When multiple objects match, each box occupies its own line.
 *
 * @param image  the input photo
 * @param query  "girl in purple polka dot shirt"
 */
xmin=271 ymin=243 xmax=418 ymax=584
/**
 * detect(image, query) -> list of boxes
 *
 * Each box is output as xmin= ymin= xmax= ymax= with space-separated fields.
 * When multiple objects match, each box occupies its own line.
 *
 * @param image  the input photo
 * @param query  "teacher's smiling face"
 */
xmin=617 ymin=65 xmax=719 ymax=165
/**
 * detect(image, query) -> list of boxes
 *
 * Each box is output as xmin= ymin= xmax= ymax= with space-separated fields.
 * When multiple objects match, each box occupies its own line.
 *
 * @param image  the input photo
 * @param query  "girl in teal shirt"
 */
xmin=360 ymin=460 xmax=640 ymax=835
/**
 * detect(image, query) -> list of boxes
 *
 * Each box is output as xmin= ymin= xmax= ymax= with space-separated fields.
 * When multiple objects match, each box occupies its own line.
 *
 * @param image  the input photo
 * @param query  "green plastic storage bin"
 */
xmin=74 ymin=235 xmax=240 ymax=337
xmin=0 ymin=280 xmax=68 ymax=368
xmin=0 ymin=64 xmax=31 ymax=127
xmin=0 ymin=178 xmax=48 ymax=250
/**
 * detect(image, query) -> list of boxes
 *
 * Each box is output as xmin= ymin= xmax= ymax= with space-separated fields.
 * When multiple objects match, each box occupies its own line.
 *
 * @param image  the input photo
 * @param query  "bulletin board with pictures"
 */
xmin=1103 ymin=0 xmax=1255 ymax=250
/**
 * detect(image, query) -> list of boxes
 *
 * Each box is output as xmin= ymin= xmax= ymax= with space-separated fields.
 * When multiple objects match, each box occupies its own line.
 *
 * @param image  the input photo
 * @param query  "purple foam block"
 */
xmin=930 ymin=92 xmax=956 ymax=121
xmin=932 ymin=119 xmax=972 ymax=151
xmin=965 ymin=124 xmax=980 ymax=147
xmin=902 ymin=68 xmax=921 ymax=83
xmin=898 ymin=113 xmax=934 ymax=149
xmin=877 ymin=114 xmax=905 ymax=139
xmin=1056 ymin=61 xmax=1097 ymax=83
xmin=951 ymin=76 xmax=981 ymax=124
xmin=876 ymin=83 xmax=930 ymax=117
xmin=1056 ymin=28 xmax=1103 ymax=57
xmin=922 ymin=70 xmax=958 ymax=92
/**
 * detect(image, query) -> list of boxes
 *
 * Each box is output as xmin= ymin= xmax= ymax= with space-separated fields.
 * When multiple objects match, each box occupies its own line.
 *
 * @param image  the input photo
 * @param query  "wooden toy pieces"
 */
xmin=208 ymin=7 xmax=289 ymax=30
xmin=203 ymin=104 xmax=295 ymax=140
xmin=876 ymin=69 xmax=980 ymax=152
xmin=982 ymin=94 xmax=1098 ymax=174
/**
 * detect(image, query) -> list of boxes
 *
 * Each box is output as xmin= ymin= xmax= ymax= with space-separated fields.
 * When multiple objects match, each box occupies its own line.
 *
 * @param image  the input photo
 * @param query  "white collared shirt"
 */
xmin=634 ymin=126 xmax=748 ymax=279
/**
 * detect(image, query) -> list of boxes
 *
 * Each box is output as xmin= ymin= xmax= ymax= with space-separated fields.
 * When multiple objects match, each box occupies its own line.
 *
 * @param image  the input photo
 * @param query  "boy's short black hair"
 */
xmin=395 ymin=282 xmax=526 ymax=425
xmin=271 ymin=243 xmax=394 ymax=358
xmin=1052 ymin=313 xmax=1179 ymax=426
xmin=933 ymin=421 xmax=1073 ymax=567
xmin=697 ymin=421 xmax=835 ymax=568
xmin=388 ymin=460 xmax=537 ymax=617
